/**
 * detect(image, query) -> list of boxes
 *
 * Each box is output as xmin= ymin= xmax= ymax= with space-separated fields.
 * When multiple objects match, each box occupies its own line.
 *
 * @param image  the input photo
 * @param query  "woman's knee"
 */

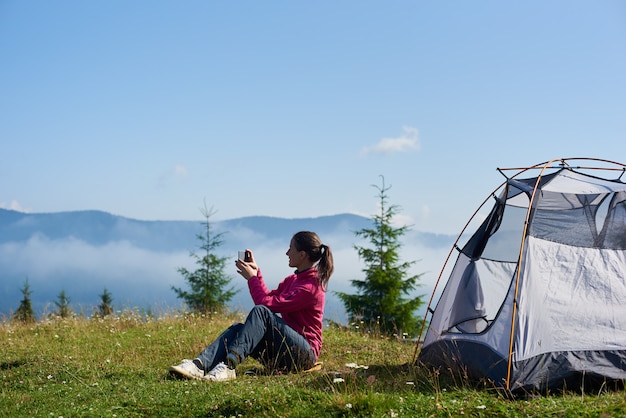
xmin=250 ymin=305 xmax=271 ymax=315
xmin=248 ymin=305 xmax=273 ymax=321
xmin=246 ymin=305 xmax=277 ymax=329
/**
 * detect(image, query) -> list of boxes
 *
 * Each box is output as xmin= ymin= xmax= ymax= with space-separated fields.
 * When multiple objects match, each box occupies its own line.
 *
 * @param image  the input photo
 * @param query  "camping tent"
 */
xmin=416 ymin=158 xmax=626 ymax=392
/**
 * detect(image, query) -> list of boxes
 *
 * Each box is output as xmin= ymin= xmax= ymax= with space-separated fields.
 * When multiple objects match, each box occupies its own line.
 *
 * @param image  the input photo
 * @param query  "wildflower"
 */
xmin=345 ymin=363 xmax=369 ymax=369
xmin=346 ymin=403 xmax=352 ymax=409
xmin=333 ymin=377 xmax=345 ymax=383
xmin=47 ymin=375 xmax=53 ymax=380
xmin=476 ymin=405 xmax=486 ymax=409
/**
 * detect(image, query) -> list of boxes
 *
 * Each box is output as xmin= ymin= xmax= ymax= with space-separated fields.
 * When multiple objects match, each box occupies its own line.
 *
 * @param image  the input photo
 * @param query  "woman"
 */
xmin=169 ymin=231 xmax=334 ymax=381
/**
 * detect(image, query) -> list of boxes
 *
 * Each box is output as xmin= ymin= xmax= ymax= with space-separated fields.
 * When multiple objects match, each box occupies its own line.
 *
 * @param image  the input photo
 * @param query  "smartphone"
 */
xmin=238 ymin=250 xmax=252 ymax=262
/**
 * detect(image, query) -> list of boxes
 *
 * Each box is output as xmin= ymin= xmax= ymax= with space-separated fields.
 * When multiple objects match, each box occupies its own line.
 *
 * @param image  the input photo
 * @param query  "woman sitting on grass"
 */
xmin=169 ymin=230 xmax=334 ymax=382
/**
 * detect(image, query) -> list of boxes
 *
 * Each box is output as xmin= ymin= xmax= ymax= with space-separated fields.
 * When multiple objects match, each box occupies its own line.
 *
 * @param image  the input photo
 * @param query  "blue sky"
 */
xmin=1 ymin=1 xmax=625 ymax=235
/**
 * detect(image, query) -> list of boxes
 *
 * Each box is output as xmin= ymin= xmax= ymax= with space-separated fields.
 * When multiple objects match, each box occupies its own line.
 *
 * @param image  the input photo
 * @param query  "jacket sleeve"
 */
xmin=248 ymin=272 xmax=315 ymax=314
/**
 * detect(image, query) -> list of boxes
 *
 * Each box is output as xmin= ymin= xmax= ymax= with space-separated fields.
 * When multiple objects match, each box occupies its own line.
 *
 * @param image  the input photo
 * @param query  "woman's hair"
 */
xmin=292 ymin=231 xmax=334 ymax=291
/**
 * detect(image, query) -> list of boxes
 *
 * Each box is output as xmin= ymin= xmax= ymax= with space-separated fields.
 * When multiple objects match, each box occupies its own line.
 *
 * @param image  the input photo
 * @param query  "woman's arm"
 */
xmin=248 ymin=275 xmax=315 ymax=313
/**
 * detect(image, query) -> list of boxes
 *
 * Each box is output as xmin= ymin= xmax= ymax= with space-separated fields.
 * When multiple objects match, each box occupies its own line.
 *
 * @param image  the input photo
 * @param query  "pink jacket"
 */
xmin=247 ymin=268 xmax=325 ymax=359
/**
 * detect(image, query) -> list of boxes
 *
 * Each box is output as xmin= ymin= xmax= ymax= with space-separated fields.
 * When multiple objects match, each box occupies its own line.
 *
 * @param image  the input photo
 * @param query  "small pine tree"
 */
xmin=54 ymin=289 xmax=73 ymax=318
xmin=172 ymin=204 xmax=238 ymax=315
xmin=97 ymin=288 xmax=114 ymax=317
xmin=14 ymin=279 xmax=36 ymax=323
xmin=336 ymin=176 xmax=424 ymax=338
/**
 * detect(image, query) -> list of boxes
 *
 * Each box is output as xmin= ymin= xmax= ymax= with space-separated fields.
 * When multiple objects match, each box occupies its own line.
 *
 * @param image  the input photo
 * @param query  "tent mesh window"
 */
xmin=530 ymin=189 xmax=626 ymax=250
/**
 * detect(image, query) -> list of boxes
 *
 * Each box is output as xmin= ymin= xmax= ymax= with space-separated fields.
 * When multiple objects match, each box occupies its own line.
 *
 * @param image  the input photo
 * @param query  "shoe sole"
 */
xmin=169 ymin=365 xmax=204 ymax=381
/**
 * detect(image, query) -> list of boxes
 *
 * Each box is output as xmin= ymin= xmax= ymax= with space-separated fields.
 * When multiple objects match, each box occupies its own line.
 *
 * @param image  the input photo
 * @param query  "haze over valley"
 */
xmin=0 ymin=209 xmax=455 ymax=324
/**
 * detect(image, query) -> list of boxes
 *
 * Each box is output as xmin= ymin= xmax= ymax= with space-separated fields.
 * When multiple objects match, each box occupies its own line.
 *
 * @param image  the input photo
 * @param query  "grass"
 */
xmin=1 ymin=311 xmax=625 ymax=417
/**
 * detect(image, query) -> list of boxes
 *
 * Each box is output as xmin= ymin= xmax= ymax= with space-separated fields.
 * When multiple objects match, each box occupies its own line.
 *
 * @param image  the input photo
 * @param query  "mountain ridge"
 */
xmin=0 ymin=208 xmax=375 ymax=252
xmin=0 ymin=208 xmax=454 ymax=249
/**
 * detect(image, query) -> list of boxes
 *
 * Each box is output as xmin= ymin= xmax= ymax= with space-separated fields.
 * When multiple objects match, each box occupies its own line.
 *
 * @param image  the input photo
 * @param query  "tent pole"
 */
xmin=503 ymin=157 xmax=626 ymax=390
xmin=498 ymin=156 xmax=626 ymax=173
xmin=504 ymin=158 xmax=561 ymax=391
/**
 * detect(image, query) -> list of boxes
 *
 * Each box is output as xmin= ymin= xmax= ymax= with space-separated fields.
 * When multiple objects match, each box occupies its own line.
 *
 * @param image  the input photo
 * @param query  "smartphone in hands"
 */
xmin=238 ymin=250 xmax=252 ymax=262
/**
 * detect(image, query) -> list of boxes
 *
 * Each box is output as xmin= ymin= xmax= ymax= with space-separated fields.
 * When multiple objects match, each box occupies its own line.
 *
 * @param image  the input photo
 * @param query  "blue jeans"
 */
xmin=196 ymin=305 xmax=316 ymax=373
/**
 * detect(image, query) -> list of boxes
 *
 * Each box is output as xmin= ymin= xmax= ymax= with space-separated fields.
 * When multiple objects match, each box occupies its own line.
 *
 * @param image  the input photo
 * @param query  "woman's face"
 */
xmin=286 ymin=238 xmax=305 ymax=269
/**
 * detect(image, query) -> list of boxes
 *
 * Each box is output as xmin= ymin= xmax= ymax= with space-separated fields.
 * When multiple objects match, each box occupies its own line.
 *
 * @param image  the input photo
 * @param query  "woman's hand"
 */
xmin=235 ymin=249 xmax=258 ymax=280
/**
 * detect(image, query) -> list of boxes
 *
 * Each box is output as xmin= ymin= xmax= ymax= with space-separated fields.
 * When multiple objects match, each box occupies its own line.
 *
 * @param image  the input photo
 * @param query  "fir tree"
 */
xmin=54 ymin=289 xmax=73 ymax=318
xmin=14 ymin=279 xmax=36 ymax=323
xmin=97 ymin=288 xmax=114 ymax=317
xmin=172 ymin=204 xmax=238 ymax=315
xmin=336 ymin=177 xmax=424 ymax=338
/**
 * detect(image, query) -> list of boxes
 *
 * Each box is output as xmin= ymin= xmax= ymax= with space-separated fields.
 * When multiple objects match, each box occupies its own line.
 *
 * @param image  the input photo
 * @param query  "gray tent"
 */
xmin=417 ymin=158 xmax=626 ymax=392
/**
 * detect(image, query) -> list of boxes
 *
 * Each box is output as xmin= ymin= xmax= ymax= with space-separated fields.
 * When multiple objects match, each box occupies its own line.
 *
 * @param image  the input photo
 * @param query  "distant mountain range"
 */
xmin=0 ymin=209 xmax=374 ymax=250
xmin=0 ymin=209 xmax=455 ymax=321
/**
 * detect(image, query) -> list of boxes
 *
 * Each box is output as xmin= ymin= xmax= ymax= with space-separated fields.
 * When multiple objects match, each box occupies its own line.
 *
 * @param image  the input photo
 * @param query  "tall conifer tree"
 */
xmin=172 ymin=204 xmax=238 ymax=315
xmin=336 ymin=177 xmax=424 ymax=337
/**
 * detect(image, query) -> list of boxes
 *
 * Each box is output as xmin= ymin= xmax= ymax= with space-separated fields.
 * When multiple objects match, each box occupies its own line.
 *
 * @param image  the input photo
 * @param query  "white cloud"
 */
xmin=158 ymin=164 xmax=189 ymax=188
xmin=360 ymin=126 xmax=420 ymax=156
xmin=390 ymin=213 xmax=414 ymax=228
xmin=0 ymin=235 xmax=191 ymax=313
xmin=0 ymin=200 xmax=29 ymax=212
xmin=173 ymin=164 xmax=188 ymax=178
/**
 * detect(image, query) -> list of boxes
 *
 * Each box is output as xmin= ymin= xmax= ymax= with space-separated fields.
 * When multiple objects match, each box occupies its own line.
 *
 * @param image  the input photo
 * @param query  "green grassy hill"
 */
xmin=2 ymin=312 xmax=624 ymax=417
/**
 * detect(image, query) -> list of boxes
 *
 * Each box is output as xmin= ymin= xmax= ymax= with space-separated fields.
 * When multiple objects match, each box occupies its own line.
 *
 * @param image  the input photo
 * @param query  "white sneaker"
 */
xmin=206 ymin=362 xmax=236 ymax=382
xmin=169 ymin=359 xmax=204 ymax=380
